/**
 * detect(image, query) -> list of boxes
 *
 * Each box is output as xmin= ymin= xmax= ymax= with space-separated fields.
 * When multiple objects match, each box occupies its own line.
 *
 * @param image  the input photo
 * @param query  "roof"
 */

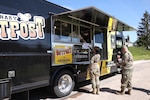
xmin=0 ymin=0 xmax=70 ymax=17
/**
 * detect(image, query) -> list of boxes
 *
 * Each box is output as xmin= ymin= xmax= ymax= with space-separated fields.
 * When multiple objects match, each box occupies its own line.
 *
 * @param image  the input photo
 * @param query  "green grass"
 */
xmin=129 ymin=46 xmax=150 ymax=60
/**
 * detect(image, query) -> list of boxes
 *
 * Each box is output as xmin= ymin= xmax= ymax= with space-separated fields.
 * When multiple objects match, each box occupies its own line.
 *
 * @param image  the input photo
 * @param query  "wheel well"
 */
xmin=50 ymin=65 xmax=76 ymax=86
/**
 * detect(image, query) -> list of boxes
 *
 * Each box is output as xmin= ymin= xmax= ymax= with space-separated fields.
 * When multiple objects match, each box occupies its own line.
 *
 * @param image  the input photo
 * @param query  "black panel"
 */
xmin=0 ymin=55 xmax=50 ymax=86
xmin=0 ymin=0 xmax=69 ymax=90
xmin=0 ymin=0 xmax=69 ymax=16
xmin=0 ymin=0 xmax=70 ymax=53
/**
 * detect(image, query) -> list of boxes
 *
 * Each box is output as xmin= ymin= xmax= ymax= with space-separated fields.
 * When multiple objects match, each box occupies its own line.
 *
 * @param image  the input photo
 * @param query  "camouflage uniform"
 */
xmin=119 ymin=50 xmax=134 ymax=95
xmin=90 ymin=54 xmax=100 ymax=94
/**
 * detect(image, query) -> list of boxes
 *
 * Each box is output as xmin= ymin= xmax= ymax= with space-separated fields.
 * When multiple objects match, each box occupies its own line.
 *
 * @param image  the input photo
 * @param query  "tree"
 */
xmin=137 ymin=11 xmax=150 ymax=48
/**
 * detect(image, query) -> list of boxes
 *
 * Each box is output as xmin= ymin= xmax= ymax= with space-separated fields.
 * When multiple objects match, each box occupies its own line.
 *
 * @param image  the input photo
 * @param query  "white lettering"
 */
xmin=0 ymin=13 xmax=45 ymax=40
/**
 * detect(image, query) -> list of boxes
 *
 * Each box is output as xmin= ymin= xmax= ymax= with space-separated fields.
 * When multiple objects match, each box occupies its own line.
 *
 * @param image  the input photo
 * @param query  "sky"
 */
xmin=48 ymin=0 xmax=150 ymax=42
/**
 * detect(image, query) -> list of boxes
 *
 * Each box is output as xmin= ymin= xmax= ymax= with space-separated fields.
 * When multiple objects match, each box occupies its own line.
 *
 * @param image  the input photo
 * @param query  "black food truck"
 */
xmin=0 ymin=0 xmax=135 ymax=99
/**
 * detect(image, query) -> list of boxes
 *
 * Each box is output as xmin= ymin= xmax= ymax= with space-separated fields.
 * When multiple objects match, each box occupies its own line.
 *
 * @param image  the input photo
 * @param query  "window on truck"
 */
xmin=95 ymin=32 xmax=103 ymax=47
xmin=111 ymin=35 xmax=116 ymax=49
xmin=116 ymin=38 xmax=123 ymax=48
xmin=71 ymin=25 xmax=81 ymax=43
xmin=54 ymin=20 xmax=82 ymax=43
xmin=54 ymin=20 xmax=71 ymax=42
xmin=116 ymin=31 xmax=124 ymax=48
xmin=94 ymin=29 xmax=106 ymax=60
xmin=80 ymin=26 xmax=91 ymax=43
xmin=54 ymin=20 xmax=61 ymax=40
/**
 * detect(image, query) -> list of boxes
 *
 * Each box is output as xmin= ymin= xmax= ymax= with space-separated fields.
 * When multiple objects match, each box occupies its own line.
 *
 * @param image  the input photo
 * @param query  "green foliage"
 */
xmin=129 ymin=46 xmax=150 ymax=60
xmin=137 ymin=10 xmax=150 ymax=47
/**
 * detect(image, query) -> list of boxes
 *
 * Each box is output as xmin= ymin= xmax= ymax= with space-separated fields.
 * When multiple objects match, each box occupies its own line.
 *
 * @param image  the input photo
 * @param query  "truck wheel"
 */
xmin=53 ymin=70 xmax=75 ymax=97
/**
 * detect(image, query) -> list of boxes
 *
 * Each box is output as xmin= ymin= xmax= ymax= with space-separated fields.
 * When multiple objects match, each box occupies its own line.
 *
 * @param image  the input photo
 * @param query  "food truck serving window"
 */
xmin=54 ymin=20 xmax=81 ymax=43
xmin=52 ymin=7 xmax=110 ymax=43
xmin=95 ymin=32 xmax=103 ymax=43
xmin=54 ymin=20 xmax=71 ymax=42
xmin=52 ymin=7 xmax=135 ymax=44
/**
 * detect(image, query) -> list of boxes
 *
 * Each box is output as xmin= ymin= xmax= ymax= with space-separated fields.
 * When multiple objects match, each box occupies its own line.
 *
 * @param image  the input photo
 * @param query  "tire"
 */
xmin=53 ymin=70 xmax=75 ymax=97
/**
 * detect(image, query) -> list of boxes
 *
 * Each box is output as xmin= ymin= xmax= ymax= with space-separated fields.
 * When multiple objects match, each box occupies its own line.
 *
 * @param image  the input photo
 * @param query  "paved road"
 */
xmin=12 ymin=60 xmax=150 ymax=100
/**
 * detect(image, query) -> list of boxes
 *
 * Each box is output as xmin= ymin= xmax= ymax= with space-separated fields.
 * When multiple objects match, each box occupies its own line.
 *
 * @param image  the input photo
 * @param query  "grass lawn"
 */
xmin=129 ymin=46 xmax=150 ymax=60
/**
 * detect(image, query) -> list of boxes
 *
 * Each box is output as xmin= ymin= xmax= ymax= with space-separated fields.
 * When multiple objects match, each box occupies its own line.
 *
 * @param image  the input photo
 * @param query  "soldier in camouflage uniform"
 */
xmin=116 ymin=45 xmax=134 ymax=95
xmin=90 ymin=46 xmax=101 ymax=95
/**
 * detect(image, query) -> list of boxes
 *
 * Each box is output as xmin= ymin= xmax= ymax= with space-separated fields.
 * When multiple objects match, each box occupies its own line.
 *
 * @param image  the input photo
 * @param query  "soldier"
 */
xmin=90 ymin=46 xmax=101 ymax=95
xmin=116 ymin=45 xmax=134 ymax=95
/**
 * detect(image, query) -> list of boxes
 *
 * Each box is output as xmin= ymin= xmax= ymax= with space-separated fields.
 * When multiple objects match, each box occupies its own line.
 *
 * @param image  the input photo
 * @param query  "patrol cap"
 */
xmin=93 ymin=46 xmax=100 ymax=54
xmin=122 ymin=45 xmax=128 ymax=51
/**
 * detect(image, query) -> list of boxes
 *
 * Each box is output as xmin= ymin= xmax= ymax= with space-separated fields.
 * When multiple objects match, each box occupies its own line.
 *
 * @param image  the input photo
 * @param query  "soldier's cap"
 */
xmin=93 ymin=46 xmax=100 ymax=53
xmin=122 ymin=45 xmax=128 ymax=51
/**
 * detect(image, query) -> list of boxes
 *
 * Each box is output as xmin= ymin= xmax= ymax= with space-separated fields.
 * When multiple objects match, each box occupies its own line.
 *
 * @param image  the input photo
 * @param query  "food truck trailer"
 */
xmin=0 ymin=0 xmax=135 ymax=99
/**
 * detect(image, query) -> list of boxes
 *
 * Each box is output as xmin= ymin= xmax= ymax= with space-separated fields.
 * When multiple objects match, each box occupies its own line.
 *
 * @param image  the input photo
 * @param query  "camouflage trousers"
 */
xmin=121 ymin=68 xmax=134 ymax=90
xmin=90 ymin=66 xmax=100 ymax=89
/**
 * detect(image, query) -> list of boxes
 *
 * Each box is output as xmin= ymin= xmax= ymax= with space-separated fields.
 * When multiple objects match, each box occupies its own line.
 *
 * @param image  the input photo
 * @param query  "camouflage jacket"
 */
xmin=122 ymin=51 xmax=134 ymax=69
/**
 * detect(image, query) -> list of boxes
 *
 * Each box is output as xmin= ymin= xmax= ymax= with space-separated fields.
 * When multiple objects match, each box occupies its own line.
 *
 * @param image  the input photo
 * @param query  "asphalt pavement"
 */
xmin=60 ymin=60 xmax=150 ymax=100
xmin=12 ymin=60 xmax=150 ymax=100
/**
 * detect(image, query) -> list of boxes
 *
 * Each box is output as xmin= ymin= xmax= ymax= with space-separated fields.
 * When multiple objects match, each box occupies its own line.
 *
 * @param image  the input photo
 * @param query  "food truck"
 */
xmin=0 ymin=0 xmax=135 ymax=99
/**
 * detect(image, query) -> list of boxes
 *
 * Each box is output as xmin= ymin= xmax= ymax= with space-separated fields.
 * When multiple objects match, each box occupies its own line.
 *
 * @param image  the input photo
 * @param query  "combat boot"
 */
xmin=126 ymin=89 xmax=131 ymax=95
xmin=96 ymin=89 xmax=99 ymax=95
xmin=96 ymin=86 xmax=100 ymax=95
xmin=116 ymin=89 xmax=125 ymax=95
xmin=92 ymin=88 xmax=96 ymax=94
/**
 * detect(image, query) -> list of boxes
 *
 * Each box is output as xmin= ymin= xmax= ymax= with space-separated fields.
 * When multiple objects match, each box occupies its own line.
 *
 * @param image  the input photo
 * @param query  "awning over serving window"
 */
xmin=52 ymin=6 xmax=136 ymax=31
